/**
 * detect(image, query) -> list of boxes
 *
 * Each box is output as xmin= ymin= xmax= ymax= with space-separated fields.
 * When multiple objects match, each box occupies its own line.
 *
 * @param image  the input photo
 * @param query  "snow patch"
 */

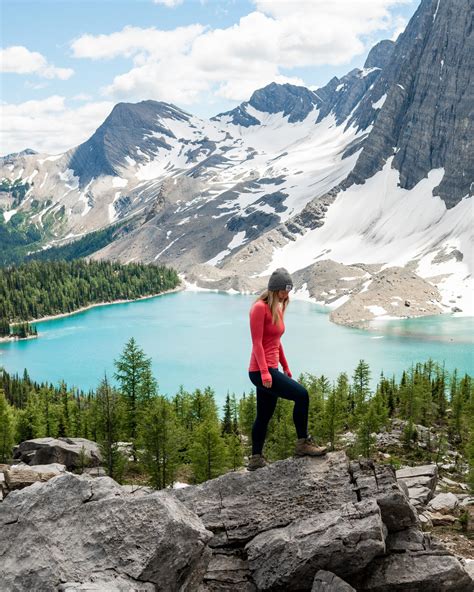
xmin=37 ymin=153 xmax=64 ymax=164
xmin=372 ymin=94 xmax=387 ymax=110
xmin=40 ymin=172 xmax=49 ymax=188
xmin=327 ymin=294 xmax=351 ymax=309
xmin=112 ymin=177 xmax=128 ymax=188
xmin=360 ymin=67 xmax=381 ymax=78
xmin=58 ymin=168 xmax=79 ymax=190
xmin=3 ymin=209 xmax=17 ymax=222
xmin=228 ymin=231 xmax=247 ymax=249
xmin=365 ymin=305 xmax=387 ymax=316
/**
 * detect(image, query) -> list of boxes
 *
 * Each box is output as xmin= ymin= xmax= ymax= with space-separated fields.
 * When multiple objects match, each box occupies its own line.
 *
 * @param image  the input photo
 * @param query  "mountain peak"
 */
xmin=364 ymin=39 xmax=395 ymax=70
xmin=68 ymin=100 xmax=191 ymax=185
xmin=213 ymin=82 xmax=319 ymax=126
xmin=0 ymin=148 xmax=38 ymax=163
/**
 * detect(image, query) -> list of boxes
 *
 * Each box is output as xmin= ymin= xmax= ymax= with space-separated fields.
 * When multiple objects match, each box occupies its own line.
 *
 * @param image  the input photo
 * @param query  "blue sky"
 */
xmin=1 ymin=0 xmax=420 ymax=155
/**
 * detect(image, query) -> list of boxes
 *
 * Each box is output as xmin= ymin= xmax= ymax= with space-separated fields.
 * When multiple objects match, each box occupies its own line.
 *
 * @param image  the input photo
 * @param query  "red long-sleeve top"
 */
xmin=248 ymin=299 xmax=291 ymax=383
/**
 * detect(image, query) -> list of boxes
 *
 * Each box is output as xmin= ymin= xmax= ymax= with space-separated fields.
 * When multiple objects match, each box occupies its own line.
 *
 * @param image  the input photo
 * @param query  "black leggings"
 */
xmin=248 ymin=367 xmax=309 ymax=455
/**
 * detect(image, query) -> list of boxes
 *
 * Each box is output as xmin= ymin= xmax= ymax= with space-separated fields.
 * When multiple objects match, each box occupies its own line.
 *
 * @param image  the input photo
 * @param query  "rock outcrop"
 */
xmin=396 ymin=464 xmax=438 ymax=509
xmin=1 ymin=452 xmax=472 ymax=591
xmin=13 ymin=437 xmax=102 ymax=469
xmin=0 ymin=473 xmax=213 ymax=592
xmin=329 ymin=266 xmax=443 ymax=329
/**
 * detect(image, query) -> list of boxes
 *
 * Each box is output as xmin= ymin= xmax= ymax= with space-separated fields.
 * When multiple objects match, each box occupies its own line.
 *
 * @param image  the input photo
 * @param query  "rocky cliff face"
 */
xmin=1 ymin=452 xmax=472 ymax=591
xmin=346 ymin=0 xmax=473 ymax=208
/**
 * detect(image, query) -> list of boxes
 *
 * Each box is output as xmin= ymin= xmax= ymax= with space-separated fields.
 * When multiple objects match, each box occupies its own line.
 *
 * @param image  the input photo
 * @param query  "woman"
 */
xmin=247 ymin=267 xmax=327 ymax=471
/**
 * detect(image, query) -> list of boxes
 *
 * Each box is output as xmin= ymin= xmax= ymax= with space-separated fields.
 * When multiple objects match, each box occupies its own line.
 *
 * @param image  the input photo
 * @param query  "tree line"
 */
xmin=0 ymin=259 xmax=180 ymax=333
xmin=0 ymin=342 xmax=472 ymax=490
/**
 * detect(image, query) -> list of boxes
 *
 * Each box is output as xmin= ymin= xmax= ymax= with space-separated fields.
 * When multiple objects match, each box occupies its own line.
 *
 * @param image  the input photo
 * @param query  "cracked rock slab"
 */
xmin=351 ymin=552 xmax=473 ymax=591
xmin=0 ymin=473 xmax=212 ymax=592
xmin=349 ymin=460 xmax=418 ymax=531
xmin=246 ymin=499 xmax=385 ymax=590
xmin=175 ymin=451 xmax=355 ymax=548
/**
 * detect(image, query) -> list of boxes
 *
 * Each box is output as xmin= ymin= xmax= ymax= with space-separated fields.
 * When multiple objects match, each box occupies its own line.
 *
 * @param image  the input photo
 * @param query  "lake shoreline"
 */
xmin=1 ymin=286 xmax=184 ymax=337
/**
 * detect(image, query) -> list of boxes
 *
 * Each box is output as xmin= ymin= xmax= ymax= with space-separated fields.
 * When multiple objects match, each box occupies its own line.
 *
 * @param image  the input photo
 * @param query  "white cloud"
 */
xmin=70 ymin=0 xmax=409 ymax=105
xmin=0 ymin=96 xmax=114 ymax=155
xmin=153 ymin=0 xmax=183 ymax=6
xmin=70 ymin=24 xmax=204 ymax=61
xmin=0 ymin=46 xmax=74 ymax=79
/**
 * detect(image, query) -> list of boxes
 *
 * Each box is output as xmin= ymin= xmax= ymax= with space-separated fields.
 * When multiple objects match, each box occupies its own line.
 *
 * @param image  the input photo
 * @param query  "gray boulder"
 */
xmin=0 ymin=473 xmax=212 ymax=591
xmin=396 ymin=464 xmax=438 ymax=508
xmin=312 ymin=570 xmax=356 ymax=592
xmin=246 ymin=499 xmax=385 ymax=590
xmin=13 ymin=437 xmax=102 ymax=469
xmin=352 ymin=553 xmax=473 ymax=591
xmin=427 ymin=492 xmax=459 ymax=515
xmin=396 ymin=464 xmax=438 ymax=485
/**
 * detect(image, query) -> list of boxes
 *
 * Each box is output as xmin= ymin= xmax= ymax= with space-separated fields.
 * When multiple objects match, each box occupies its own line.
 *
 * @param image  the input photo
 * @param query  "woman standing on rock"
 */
xmin=247 ymin=267 xmax=327 ymax=471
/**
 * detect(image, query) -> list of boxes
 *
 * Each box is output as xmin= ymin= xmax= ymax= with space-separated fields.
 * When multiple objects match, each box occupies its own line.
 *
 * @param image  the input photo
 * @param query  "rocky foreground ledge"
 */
xmin=1 ymin=451 xmax=472 ymax=592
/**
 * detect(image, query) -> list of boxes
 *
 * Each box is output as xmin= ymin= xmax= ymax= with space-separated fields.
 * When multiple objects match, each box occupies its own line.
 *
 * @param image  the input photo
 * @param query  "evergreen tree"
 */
xmin=230 ymin=393 xmax=239 ymax=434
xmin=15 ymin=392 xmax=45 ymax=441
xmin=57 ymin=381 xmax=70 ymax=437
xmin=221 ymin=393 xmax=233 ymax=435
xmin=432 ymin=364 xmax=447 ymax=420
xmin=138 ymin=395 xmax=181 ymax=489
xmin=324 ymin=380 xmax=346 ymax=451
xmin=265 ymin=399 xmax=296 ymax=460
xmin=139 ymin=365 xmax=158 ymax=403
xmin=449 ymin=369 xmax=465 ymax=444
xmin=356 ymin=403 xmax=378 ymax=458
xmin=238 ymin=391 xmax=256 ymax=439
xmin=303 ymin=373 xmax=325 ymax=440
xmin=352 ymin=360 xmax=371 ymax=418
xmin=0 ymin=391 xmax=15 ymax=462
xmin=114 ymin=337 xmax=152 ymax=445
xmin=225 ymin=433 xmax=244 ymax=471
xmin=96 ymin=376 xmax=126 ymax=482
xmin=190 ymin=418 xmax=228 ymax=483
xmin=0 ymin=317 xmax=10 ymax=337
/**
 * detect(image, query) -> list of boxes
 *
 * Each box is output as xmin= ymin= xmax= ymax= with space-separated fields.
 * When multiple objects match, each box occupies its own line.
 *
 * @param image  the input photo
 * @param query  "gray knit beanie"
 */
xmin=268 ymin=268 xmax=293 ymax=291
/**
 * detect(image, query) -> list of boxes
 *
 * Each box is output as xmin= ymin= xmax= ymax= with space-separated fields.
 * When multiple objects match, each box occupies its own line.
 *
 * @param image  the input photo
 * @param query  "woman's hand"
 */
xmin=263 ymin=379 xmax=272 ymax=388
xmin=284 ymin=368 xmax=292 ymax=378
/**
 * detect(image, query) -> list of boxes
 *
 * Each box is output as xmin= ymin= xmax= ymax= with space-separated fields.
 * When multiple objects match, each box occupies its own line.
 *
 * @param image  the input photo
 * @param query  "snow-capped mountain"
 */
xmin=0 ymin=0 xmax=472 ymax=324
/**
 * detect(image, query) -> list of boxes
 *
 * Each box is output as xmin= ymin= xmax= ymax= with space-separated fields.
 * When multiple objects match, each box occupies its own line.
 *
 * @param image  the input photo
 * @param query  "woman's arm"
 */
xmin=250 ymin=303 xmax=271 ymax=384
xmin=279 ymin=342 xmax=292 ymax=377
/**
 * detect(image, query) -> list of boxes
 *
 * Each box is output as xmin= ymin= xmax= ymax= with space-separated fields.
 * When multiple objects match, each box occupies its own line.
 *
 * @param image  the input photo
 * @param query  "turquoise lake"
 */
xmin=0 ymin=291 xmax=472 ymax=409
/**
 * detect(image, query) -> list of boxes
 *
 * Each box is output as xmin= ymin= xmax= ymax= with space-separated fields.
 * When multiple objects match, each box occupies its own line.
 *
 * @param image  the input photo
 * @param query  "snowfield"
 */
xmin=266 ymin=161 xmax=473 ymax=314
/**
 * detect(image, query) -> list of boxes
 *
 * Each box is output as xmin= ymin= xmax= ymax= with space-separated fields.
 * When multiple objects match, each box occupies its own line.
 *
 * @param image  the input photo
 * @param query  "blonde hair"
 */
xmin=254 ymin=289 xmax=289 ymax=324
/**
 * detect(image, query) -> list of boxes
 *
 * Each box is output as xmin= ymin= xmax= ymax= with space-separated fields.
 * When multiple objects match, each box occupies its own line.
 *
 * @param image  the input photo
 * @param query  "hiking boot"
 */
xmin=247 ymin=454 xmax=268 ymax=471
xmin=294 ymin=435 xmax=328 ymax=457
